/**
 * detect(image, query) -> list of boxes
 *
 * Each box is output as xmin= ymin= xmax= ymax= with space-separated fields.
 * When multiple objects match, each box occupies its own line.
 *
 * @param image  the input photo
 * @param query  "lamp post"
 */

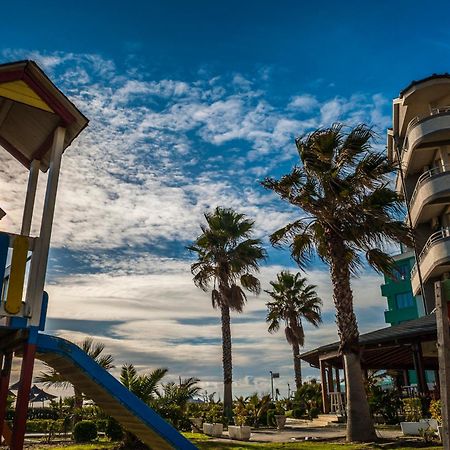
xmin=269 ymin=371 xmax=279 ymax=400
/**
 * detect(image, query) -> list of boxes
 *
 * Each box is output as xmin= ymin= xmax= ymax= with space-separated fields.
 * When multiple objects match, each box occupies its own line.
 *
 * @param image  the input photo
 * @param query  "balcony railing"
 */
xmin=403 ymin=107 xmax=450 ymax=154
xmin=411 ymin=227 xmax=450 ymax=277
xmin=409 ymin=165 xmax=450 ymax=206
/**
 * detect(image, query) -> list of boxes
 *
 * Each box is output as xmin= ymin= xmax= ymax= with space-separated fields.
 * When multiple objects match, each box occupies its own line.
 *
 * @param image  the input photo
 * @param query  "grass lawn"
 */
xmin=39 ymin=434 xmax=441 ymax=450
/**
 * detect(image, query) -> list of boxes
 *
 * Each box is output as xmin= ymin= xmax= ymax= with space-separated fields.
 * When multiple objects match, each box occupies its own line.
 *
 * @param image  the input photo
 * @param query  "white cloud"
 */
xmin=0 ymin=50 xmax=391 ymax=396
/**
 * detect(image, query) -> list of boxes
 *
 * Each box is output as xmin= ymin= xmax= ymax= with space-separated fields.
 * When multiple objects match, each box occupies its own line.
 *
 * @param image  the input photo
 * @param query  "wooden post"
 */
xmin=335 ymin=367 xmax=341 ymax=392
xmin=412 ymin=342 xmax=428 ymax=394
xmin=327 ymin=364 xmax=334 ymax=393
xmin=0 ymin=353 xmax=12 ymax=445
xmin=11 ymin=342 xmax=36 ymax=450
xmin=21 ymin=159 xmax=40 ymax=236
xmin=319 ymin=359 xmax=330 ymax=413
xmin=27 ymin=127 xmax=65 ymax=326
xmin=435 ymin=281 xmax=450 ymax=449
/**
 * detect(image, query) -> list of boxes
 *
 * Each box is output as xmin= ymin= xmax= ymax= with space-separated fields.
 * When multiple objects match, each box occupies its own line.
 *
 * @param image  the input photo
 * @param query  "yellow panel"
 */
xmin=0 ymin=80 xmax=54 ymax=113
xmin=5 ymin=236 xmax=28 ymax=314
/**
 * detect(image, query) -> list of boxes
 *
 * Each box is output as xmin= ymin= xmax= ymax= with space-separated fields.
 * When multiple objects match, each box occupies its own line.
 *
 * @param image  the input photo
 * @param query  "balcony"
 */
xmin=411 ymin=227 xmax=450 ymax=295
xmin=409 ymin=166 xmax=450 ymax=226
xmin=400 ymin=110 xmax=450 ymax=174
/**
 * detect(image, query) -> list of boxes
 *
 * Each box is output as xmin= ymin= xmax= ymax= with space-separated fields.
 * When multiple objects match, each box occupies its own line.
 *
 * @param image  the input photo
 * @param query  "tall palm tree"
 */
xmin=261 ymin=123 xmax=412 ymax=442
xmin=36 ymin=337 xmax=114 ymax=418
xmin=188 ymin=207 xmax=266 ymax=420
xmin=266 ymin=271 xmax=322 ymax=389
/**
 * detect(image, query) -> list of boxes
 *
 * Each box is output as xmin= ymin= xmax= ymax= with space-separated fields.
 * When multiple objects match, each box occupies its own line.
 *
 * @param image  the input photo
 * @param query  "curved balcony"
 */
xmin=401 ymin=110 xmax=450 ymax=173
xmin=409 ymin=166 xmax=450 ymax=226
xmin=411 ymin=227 xmax=450 ymax=295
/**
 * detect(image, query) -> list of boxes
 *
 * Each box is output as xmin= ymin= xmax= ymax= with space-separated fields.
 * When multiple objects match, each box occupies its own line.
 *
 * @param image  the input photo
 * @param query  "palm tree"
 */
xmin=188 ymin=207 xmax=266 ymax=420
xmin=261 ymin=123 xmax=412 ymax=442
xmin=266 ymin=271 xmax=322 ymax=389
xmin=36 ymin=337 xmax=114 ymax=420
xmin=120 ymin=364 xmax=168 ymax=449
xmin=120 ymin=364 xmax=168 ymax=404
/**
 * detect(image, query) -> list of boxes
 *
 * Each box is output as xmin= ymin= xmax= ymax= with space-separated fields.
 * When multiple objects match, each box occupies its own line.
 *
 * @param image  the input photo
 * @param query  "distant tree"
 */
xmin=266 ymin=271 xmax=322 ymax=389
xmin=36 ymin=337 xmax=114 ymax=422
xmin=188 ymin=207 xmax=266 ymax=420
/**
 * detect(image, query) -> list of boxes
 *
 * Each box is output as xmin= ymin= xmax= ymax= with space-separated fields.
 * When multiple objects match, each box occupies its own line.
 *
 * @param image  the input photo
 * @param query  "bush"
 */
xmin=308 ymin=406 xmax=320 ymax=420
xmin=292 ymin=406 xmax=306 ymax=419
xmin=72 ymin=420 xmax=98 ymax=443
xmin=402 ymin=398 xmax=422 ymax=422
xmin=368 ymin=386 xmax=401 ymax=425
xmin=266 ymin=409 xmax=276 ymax=427
xmin=430 ymin=399 xmax=442 ymax=424
xmin=105 ymin=417 xmax=123 ymax=441
xmin=25 ymin=419 xmax=65 ymax=433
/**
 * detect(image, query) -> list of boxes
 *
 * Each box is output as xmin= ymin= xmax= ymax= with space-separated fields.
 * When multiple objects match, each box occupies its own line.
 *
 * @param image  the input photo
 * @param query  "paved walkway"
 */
xmin=217 ymin=423 xmax=403 ymax=444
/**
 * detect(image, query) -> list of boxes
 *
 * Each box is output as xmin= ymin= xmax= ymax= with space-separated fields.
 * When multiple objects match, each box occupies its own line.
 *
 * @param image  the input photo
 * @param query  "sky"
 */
xmin=1 ymin=0 xmax=450 ymax=398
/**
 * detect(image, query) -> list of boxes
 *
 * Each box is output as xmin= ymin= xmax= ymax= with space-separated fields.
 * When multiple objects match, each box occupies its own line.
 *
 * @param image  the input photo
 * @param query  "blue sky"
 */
xmin=1 ymin=1 xmax=449 ymax=397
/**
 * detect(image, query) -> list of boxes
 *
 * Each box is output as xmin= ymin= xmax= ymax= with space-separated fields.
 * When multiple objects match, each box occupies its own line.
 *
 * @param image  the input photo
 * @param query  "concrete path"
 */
xmin=217 ymin=424 xmax=403 ymax=444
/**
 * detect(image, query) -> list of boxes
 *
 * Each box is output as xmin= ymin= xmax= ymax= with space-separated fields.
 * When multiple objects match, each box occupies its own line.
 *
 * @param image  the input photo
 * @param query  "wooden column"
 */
xmin=327 ymin=365 xmax=334 ymax=393
xmin=319 ymin=359 xmax=330 ymax=413
xmin=0 ymin=353 xmax=12 ymax=445
xmin=412 ymin=342 xmax=428 ymax=394
xmin=435 ymin=281 xmax=450 ymax=449
xmin=335 ymin=367 xmax=341 ymax=392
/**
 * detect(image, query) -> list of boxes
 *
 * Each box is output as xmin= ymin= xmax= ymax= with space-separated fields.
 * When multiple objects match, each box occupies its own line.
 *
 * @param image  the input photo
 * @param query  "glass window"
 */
xmin=393 ymin=264 xmax=409 ymax=280
xmin=395 ymin=292 xmax=415 ymax=309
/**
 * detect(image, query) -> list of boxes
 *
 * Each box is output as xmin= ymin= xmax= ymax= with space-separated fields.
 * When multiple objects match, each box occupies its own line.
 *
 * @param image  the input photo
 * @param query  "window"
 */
xmin=392 ymin=264 xmax=409 ymax=280
xmin=395 ymin=292 xmax=415 ymax=309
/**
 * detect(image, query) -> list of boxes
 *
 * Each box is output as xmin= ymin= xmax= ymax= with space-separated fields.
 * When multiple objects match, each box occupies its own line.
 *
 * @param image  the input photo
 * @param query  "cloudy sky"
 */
xmin=1 ymin=0 xmax=450 ymax=398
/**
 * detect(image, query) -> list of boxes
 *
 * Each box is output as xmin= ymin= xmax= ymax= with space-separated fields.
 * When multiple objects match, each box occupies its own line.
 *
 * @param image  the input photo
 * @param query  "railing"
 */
xmin=402 ymin=107 xmax=450 ymax=154
xmin=411 ymin=227 xmax=450 ymax=277
xmin=409 ymin=164 xmax=450 ymax=205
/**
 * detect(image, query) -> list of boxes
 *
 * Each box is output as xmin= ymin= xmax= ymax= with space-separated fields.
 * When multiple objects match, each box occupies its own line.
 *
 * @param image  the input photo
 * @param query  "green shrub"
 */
xmin=292 ymin=406 xmax=306 ymax=419
xmin=308 ymin=406 xmax=320 ymax=420
xmin=430 ymin=399 xmax=442 ymax=424
xmin=72 ymin=420 xmax=98 ymax=443
xmin=95 ymin=419 xmax=107 ymax=432
xmin=368 ymin=386 xmax=401 ymax=424
xmin=402 ymin=398 xmax=422 ymax=422
xmin=105 ymin=417 xmax=123 ymax=441
xmin=25 ymin=419 xmax=65 ymax=433
xmin=266 ymin=409 xmax=276 ymax=427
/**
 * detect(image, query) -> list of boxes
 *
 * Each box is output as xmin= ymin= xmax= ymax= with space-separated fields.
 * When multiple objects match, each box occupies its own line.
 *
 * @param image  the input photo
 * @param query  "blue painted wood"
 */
xmin=0 ymin=233 xmax=9 ymax=296
xmin=36 ymin=333 xmax=198 ymax=450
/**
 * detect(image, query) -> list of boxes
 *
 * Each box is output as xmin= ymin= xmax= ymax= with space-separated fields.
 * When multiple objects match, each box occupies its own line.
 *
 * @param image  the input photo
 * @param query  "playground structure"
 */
xmin=0 ymin=61 xmax=196 ymax=450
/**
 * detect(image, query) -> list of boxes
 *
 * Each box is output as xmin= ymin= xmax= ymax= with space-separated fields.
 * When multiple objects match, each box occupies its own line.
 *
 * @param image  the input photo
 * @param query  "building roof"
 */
xmin=399 ymin=73 xmax=450 ymax=98
xmin=0 ymin=60 xmax=89 ymax=172
xmin=300 ymin=314 xmax=439 ymax=370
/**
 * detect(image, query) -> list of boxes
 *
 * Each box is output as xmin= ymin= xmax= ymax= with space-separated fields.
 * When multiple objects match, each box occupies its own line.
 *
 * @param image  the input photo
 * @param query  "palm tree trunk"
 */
xmin=328 ymin=231 xmax=376 ymax=442
xmin=73 ymin=387 xmax=83 ymax=424
xmin=292 ymin=342 xmax=302 ymax=389
xmin=221 ymin=303 xmax=233 ymax=422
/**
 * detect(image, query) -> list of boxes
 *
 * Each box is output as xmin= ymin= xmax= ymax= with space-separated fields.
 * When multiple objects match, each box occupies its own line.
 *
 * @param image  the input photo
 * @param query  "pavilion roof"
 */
xmin=0 ymin=60 xmax=88 ymax=172
xmin=300 ymin=314 xmax=439 ymax=370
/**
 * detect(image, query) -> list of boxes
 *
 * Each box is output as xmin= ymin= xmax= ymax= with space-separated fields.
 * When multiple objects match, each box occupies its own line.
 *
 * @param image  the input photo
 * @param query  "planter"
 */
xmin=228 ymin=425 xmax=251 ymax=441
xmin=189 ymin=417 xmax=203 ymax=433
xmin=438 ymin=425 xmax=442 ymax=441
xmin=203 ymin=422 xmax=223 ymax=437
xmin=419 ymin=418 xmax=438 ymax=430
xmin=275 ymin=415 xmax=286 ymax=430
xmin=400 ymin=421 xmax=423 ymax=436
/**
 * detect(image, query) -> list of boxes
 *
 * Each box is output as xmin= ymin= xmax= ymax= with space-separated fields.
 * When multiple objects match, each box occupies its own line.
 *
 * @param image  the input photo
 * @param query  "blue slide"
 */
xmin=36 ymin=334 xmax=198 ymax=450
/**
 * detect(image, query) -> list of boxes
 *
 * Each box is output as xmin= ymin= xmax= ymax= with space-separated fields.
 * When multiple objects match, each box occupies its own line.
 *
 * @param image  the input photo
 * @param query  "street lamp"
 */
xmin=269 ymin=371 xmax=279 ymax=400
